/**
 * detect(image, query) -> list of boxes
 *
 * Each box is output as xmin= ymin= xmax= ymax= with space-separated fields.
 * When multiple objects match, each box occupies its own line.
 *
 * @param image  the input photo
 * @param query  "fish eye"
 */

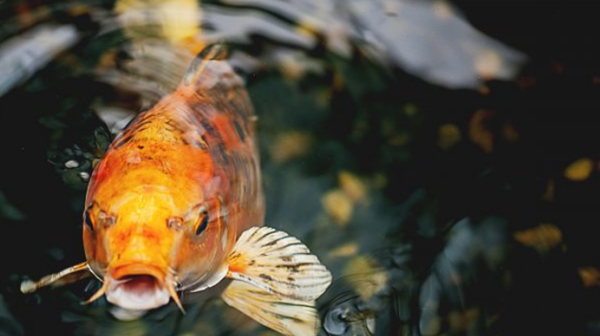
xmin=84 ymin=208 xmax=94 ymax=232
xmin=195 ymin=208 xmax=209 ymax=235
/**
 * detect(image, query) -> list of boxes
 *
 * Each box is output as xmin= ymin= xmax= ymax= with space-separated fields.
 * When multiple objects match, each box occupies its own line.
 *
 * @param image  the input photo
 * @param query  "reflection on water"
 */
xmin=0 ymin=0 xmax=598 ymax=336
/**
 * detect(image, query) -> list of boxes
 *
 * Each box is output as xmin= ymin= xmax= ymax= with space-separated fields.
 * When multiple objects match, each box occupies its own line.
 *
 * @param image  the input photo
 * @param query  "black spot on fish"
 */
xmin=191 ymin=140 xmax=205 ymax=150
xmin=260 ymin=274 xmax=274 ymax=282
xmin=113 ymin=134 xmax=134 ymax=149
xmin=130 ymin=118 xmax=152 ymax=131
xmin=123 ymin=114 xmax=153 ymax=137
xmin=121 ymin=112 xmax=146 ymax=130
xmin=138 ymin=145 xmax=144 ymax=149
xmin=275 ymin=262 xmax=315 ymax=273
xmin=165 ymin=118 xmax=185 ymax=134
xmin=255 ymin=230 xmax=279 ymax=245
xmin=191 ymin=131 xmax=209 ymax=150
xmin=233 ymin=120 xmax=245 ymax=142
xmin=263 ymin=236 xmax=288 ymax=247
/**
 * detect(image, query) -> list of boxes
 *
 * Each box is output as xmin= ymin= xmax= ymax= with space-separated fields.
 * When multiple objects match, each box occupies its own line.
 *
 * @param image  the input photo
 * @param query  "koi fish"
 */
xmin=21 ymin=44 xmax=332 ymax=336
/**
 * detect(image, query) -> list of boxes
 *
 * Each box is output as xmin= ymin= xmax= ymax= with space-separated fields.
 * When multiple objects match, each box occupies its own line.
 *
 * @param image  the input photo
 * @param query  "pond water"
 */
xmin=1 ymin=1 xmax=600 ymax=336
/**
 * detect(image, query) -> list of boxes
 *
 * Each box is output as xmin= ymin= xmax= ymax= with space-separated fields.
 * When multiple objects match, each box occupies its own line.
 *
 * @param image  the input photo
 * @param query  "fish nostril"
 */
xmin=99 ymin=211 xmax=117 ymax=228
xmin=167 ymin=217 xmax=183 ymax=230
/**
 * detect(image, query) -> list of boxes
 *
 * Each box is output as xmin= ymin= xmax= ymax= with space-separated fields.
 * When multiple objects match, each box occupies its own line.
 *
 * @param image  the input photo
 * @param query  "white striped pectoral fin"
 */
xmin=222 ymin=227 xmax=332 ymax=335
xmin=226 ymin=227 xmax=332 ymax=300
xmin=222 ymin=280 xmax=320 ymax=336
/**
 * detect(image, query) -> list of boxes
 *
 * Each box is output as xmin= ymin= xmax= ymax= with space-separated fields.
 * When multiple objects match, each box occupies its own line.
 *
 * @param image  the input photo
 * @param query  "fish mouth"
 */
xmin=101 ymin=264 xmax=178 ymax=311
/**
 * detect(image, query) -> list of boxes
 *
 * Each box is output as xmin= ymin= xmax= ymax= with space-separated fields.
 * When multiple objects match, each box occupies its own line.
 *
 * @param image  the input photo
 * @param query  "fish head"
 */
xmin=83 ymin=160 xmax=232 ymax=311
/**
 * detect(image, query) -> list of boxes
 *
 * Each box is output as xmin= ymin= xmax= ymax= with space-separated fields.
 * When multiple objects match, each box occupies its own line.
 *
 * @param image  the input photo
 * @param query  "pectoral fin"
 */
xmin=20 ymin=261 xmax=91 ymax=294
xmin=222 ymin=279 xmax=320 ymax=336
xmin=226 ymin=227 xmax=332 ymax=301
xmin=221 ymin=227 xmax=332 ymax=335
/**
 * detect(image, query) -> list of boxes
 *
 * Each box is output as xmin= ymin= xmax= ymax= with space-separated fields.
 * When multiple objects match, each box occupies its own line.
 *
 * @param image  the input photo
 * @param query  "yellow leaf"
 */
xmin=270 ymin=131 xmax=313 ymax=163
xmin=564 ymin=158 xmax=594 ymax=181
xmin=514 ymin=224 xmax=562 ymax=253
xmin=322 ymin=189 xmax=353 ymax=226
xmin=338 ymin=171 xmax=367 ymax=203
xmin=579 ymin=267 xmax=600 ymax=288
xmin=116 ymin=0 xmax=203 ymax=47
xmin=328 ymin=242 xmax=359 ymax=258
xmin=438 ymin=123 xmax=461 ymax=150
xmin=468 ymin=110 xmax=494 ymax=153
xmin=502 ymin=123 xmax=519 ymax=142
xmin=343 ymin=257 xmax=388 ymax=301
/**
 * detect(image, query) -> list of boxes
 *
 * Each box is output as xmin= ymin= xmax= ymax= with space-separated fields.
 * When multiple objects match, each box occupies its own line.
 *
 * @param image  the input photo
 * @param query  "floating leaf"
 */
xmin=328 ymin=242 xmax=359 ymax=258
xmin=579 ymin=267 xmax=600 ymax=288
xmin=469 ymin=110 xmax=494 ymax=153
xmin=514 ymin=224 xmax=563 ymax=253
xmin=343 ymin=257 xmax=388 ymax=301
xmin=322 ymin=189 xmax=353 ymax=226
xmin=564 ymin=158 xmax=594 ymax=181
xmin=438 ymin=123 xmax=461 ymax=150
xmin=116 ymin=0 xmax=202 ymax=46
xmin=270 ymin=131 xmax=314 ymax=163
xmin=502 ymin=123 xmax=519 ymax=142
xmin=338 ymin=171 xmax=367 ymax=203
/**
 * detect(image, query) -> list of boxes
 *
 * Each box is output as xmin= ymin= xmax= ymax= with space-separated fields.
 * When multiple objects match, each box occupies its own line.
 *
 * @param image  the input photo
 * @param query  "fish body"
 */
xmin=22 ymin=45 xmax=331 ymax=335
xmin=84 ymin=51 xmax=263 ymax=308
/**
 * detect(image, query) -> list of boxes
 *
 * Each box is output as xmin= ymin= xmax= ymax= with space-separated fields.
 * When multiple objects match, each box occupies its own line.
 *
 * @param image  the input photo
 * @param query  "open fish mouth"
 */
xmin=106 ymin=274 xmax=170 ymax=310
xmin=91 ymin=264 xmax=179 ymax=311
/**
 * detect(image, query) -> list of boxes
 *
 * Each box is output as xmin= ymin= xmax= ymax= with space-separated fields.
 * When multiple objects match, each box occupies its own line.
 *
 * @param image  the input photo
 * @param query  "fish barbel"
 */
xmin=21 ymin=44 xmax=331 ymax=336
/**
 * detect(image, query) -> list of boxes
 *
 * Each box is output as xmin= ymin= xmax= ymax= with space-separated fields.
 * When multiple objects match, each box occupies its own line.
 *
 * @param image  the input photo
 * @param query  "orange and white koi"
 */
xmin=21 ymin=44 xmax=331 ymax=336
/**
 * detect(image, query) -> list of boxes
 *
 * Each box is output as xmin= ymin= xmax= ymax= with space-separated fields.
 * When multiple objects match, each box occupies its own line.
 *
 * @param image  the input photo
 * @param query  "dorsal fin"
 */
xmin=177 ymin=43 xmax=256 ymax=150
xmin=179 ymin=43 xmax=253 ymax=120
xmin=183 ymin=43 xmax=229 ymax=88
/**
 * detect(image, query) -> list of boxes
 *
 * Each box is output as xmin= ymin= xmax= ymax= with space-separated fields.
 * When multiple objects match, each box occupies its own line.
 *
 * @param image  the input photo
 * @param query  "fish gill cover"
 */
xmin=0 ymin=0 xmax=599 ymax=336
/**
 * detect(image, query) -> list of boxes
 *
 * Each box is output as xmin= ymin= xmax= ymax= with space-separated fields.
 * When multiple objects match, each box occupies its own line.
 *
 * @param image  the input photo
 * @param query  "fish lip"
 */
xmin=104 ymin=264 xmax=172 ymax=311
xmin=109 ymin=263 xmax=167 ymax=282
